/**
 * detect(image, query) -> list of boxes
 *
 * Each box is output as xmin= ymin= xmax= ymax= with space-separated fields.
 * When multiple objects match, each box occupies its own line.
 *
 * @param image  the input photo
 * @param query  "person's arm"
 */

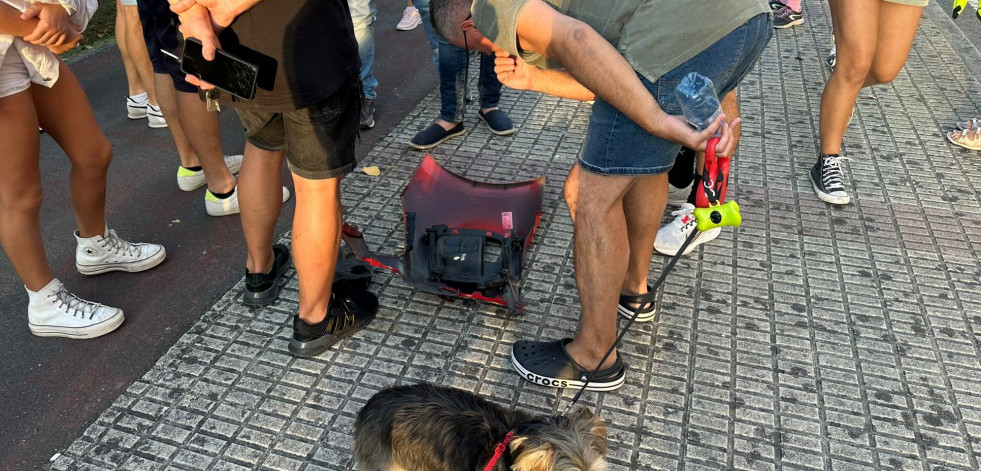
xmin=494 ymin=50 xmax=595 ymax=101
xmin=0 ymin=3 xmax=38 ymax=36
xmin=513 ymin=0 xmax=738 ymax=156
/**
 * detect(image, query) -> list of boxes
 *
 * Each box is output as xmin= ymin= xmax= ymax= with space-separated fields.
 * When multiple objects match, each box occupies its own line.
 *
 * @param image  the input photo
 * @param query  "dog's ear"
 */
xmin=509 ymin=436 xmax=556 ymax=471
xmin=571 ymin=407 xmax=608 ymax=455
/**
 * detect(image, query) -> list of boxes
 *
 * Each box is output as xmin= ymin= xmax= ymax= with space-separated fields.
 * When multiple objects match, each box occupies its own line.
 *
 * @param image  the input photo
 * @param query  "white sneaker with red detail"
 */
xmin=654 ymin=203 xmax=721 ymax=257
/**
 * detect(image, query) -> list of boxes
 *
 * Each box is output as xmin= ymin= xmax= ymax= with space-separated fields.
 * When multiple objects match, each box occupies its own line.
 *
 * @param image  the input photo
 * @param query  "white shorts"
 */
xmin=0 ymin=52 xmax=31 ymax=99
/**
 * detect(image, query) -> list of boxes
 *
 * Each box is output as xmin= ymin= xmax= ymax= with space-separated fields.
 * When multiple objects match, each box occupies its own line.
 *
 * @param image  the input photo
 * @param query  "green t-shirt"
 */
xmin=472 ymin=0 xmax=770 ymax=83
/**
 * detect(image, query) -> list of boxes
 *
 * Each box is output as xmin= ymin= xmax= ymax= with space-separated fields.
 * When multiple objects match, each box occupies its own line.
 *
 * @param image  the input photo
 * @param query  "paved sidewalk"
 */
xmin=51 ymin=3 xmax=981 ymax=470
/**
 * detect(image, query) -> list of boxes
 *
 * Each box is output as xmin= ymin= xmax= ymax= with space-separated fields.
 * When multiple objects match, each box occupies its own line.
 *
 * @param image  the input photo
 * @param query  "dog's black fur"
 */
xmin=353 ymin=383 xmax=607 ymax=471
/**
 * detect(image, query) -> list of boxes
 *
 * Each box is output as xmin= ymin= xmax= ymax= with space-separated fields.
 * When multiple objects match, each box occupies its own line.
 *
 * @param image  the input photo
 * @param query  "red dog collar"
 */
xmin=483 ymin=430 xmax=517 ymax=471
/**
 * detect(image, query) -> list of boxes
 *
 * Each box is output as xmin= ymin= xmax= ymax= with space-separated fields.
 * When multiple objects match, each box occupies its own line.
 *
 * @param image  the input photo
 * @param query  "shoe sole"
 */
xmin=127 ymin=111 xmax=148 ymax=119
xmin=653 ymin=228 xmax=721 ymax=257
xmin=510 ymin=349 xmax=624 ymax=391
xmin=396 ymin=21 xmax=421 ymax=31
xmin=29 ymin=311 xmax=124 ymax=339
xmin=148 ymin=120 xmax=169 ymax=129
xmin=773 ymin=18 xmax=804 ymax=29
xmin=408 ymin=128 xmax=466 ymax=150
xmin=808 ymin=171 xmax=851 ymax=205
xmin=478 ymin=114 xmax=516 ymax=136
xmin=77 ymin=248 xmax=167 ymax=275
xmin=360 ymin=118 xmax=375 ymax=130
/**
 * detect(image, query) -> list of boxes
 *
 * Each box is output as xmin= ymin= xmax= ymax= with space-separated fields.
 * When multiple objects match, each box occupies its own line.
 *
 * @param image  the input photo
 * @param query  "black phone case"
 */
xmin=180 ymin=38 xmax=259 ymax=101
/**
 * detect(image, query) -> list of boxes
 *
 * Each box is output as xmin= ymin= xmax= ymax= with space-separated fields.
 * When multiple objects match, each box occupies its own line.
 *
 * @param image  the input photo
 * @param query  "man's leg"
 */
xmin=291 ymin=174 xmax=343 ymax=323
xmin=563 ymin=167 xmax=636 ymax=371
xmin=349 ymin=0 xmax=377 ymax=128
xmin=173 ymin=92 xmax=236 ymax=195
xmin=120 ymin=3 xmax=158 ymax=105
xmin=239 ymin=142 xmax=286 ymax=276
xmin=476 ymin=51 xmax=514 ymax=135
xmin=408 ymin=41 xmax=468 ymax=149
xmin=153 ymin=74 xmax=198 ymax=167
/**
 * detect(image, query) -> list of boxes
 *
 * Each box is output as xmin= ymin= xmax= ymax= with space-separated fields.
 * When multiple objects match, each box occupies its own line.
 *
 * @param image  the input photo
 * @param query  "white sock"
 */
xmin=129 ymin=92 xmax=148 ymax=103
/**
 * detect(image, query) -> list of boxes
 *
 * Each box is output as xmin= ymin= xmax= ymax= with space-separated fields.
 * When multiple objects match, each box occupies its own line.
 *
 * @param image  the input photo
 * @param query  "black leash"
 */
xmin=561 ymin=227 xmax=701 ymax=416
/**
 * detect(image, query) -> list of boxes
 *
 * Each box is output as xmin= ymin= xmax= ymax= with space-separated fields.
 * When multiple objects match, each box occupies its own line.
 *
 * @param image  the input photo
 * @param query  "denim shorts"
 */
xmin=579 ymin=13 xmax=773 ymax=176
xmin=234 ymin=75 xmax=361 ymax=180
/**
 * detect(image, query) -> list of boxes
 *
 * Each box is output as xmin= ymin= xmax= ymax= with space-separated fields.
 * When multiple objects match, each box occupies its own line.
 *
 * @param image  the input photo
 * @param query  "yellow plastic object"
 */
xmin=693 ymin=201 xmax=741 ymax=232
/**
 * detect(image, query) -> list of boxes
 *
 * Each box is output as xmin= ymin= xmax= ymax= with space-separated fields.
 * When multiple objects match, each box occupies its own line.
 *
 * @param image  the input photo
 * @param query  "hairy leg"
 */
xmin=291 ymin=174 xmax=343 ymax=323
xmin=238 ymin=142 xmax=285 ymax=275
xmin=174 ymin=91 xmax=235 ymax=193
xmin=121 ymin=4 xmax=157 ymax=103
xmin=154 ymin=74 xmax=198 ymax=167
xmin=564 ymin=166 xmax=636 ymax=370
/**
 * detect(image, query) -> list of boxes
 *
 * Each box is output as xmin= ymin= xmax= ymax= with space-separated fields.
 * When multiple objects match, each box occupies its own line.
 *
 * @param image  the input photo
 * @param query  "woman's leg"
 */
xmin=31 ymin=61 xmax=111 ymax=238
xmin=0 ymin=89 xmax=53 ymax=291
xmin=865 ymin=1 xmax=923 ymax=87
xmin=820 ymin=0 xmax=881 ymax=155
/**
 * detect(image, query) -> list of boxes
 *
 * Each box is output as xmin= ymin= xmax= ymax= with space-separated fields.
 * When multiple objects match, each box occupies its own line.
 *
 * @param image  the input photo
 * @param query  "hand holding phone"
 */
xmin=181 ymin=37 xmax=258 ymax=100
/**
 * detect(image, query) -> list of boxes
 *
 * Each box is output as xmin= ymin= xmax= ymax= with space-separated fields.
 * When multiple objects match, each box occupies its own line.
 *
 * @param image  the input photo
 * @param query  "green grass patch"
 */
xmin=62 ymin=0 xmax=117 ymax=61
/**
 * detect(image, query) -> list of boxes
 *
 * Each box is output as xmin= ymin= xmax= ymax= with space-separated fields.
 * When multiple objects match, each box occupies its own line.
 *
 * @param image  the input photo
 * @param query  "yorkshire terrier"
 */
xmin=353 ymin=383 xmax=608 ymax=471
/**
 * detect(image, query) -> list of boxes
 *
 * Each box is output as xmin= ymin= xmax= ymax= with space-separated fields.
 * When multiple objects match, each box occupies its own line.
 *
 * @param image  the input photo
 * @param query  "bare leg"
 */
xmin=115 ymin=0 xmax=144 ymax=97
xmin=174 ymin=91 xmax=235 ymax=193
xmin=0 ymin=89 xmax=52 ymax=291
xmin=154 ymin=74 xmax=198 ymax=167
xmin=120 ymin=3 xmax=157 ymax=104
xmin=620 ymin=173 xmax=668 ymax=297
xmin=32 ymin=61 xmax=111 ymax=238
xmin=291 ymin=174 xmax=343 ymax=323
xmin=239 ymin=142 xmax=285 ymax=275
xmin=820 ymin=0 xmax=921 ymax=155
xmin=564 ymin=166 xmax=636 ymax=370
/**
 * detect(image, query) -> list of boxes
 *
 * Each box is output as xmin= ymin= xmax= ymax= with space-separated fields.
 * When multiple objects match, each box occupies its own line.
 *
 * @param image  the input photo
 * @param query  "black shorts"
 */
xmin=136 ymin=0 xmax=197 ymax=93
xmin=234 ymin=75 xmax=361 ymax=180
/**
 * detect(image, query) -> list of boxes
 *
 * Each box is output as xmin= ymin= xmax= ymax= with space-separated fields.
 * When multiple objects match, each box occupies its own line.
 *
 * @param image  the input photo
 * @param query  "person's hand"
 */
xmin=494 ymin=50 xmax=536 ymax=91
xmin=47 ymin=28 xmax=83 ymax=54
xmin=169 ymin=0 xmax=237 ymax=28
xmin=661 ymin=113 xmax=742 ymax=158
xmin=178 ymin=4 xmax=222 ymax=60
xmin=21 ymin=3 xmax=74 ymax=47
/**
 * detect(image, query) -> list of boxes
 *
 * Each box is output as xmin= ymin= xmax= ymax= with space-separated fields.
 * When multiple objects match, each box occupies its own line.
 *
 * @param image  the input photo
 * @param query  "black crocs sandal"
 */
xmin=618 ymin=285 xmax=656 ymax=323
xmin=289 ymin=290 xmax=378 ymax=358
xmin=510 ymin=338 xmax=625 ymax=391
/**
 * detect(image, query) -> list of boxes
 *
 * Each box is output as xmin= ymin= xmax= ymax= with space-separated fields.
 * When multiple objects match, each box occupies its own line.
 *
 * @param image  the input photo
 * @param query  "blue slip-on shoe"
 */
xmin=408 ymin=122 xmax=465 ymax=150
xmin=478 ymin=109 xmax=515 ymax=136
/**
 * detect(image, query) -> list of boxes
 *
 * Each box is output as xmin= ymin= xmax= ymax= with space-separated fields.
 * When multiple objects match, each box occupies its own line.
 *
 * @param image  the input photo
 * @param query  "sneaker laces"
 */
xmin=668 ymin=204 xmax=697 ymax=232
xmin=99 ymin=230 xmax=142 ymax=258
xmin=820 ymin=155 xmax=850 ymax=191
xmin=49 ymin=287 xmax=100 ymax=319
xmin=326 ymin=297 xmax=357 ymax=334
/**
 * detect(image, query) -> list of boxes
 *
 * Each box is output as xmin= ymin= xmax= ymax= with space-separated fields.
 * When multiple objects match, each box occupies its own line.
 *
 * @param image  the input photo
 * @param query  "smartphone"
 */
xmin=180 ymin=38 xmax=259 ymax=101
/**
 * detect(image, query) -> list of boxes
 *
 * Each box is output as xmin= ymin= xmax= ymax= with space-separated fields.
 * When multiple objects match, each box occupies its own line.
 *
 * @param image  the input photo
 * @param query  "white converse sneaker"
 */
xmin=126 ymin=95 xmax=148 ymax=119
xmin=27 ymin=278 xmax=124 ymax=338
xmin=75 ymin=228 xmax=167 ymax=275
xmin=205 ymin=185 xmax=291 ymax=217
xmin=147 ymin=103 xmax=167 ymax=128
xmin=176 ymin=154 xmax=244 ymax=191
xmin=654 ymin=203 xmax=721 ymax=256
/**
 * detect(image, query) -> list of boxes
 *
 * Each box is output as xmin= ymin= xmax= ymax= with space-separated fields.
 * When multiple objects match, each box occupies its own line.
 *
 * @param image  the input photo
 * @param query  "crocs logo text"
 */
xmin=526 ymin=373 xmax=568 ymax=388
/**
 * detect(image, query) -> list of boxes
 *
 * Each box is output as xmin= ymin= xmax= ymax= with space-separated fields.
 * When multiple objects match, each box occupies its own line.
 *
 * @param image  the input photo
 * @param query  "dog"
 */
xmin=353 ymin=383 xmax=608 ymax=471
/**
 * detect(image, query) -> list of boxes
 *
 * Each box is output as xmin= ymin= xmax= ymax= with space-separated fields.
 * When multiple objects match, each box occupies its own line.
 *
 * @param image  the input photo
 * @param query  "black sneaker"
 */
xmin=360 ymin=98 xmax=375 ymax=130
xmin=243 ymin=244 xmax=291 ymax=306
xmin=289 ymin=290 xmax=378 ymax=358
xmin=809 ymin=154 xmax=851 ymax=205
xmin=773 ymin=6 xmax=803 ymax=29
xmin=510 ymin=338 xmax=625 ymax=391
